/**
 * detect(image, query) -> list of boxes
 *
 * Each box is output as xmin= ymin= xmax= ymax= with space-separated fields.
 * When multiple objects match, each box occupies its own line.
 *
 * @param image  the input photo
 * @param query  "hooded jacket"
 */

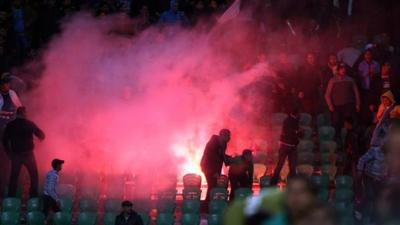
xmin=376 ymin=91 xmax=400 ymax=121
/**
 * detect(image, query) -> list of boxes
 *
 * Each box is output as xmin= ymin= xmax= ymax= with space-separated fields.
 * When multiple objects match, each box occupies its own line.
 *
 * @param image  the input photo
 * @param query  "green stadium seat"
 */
xmin=208 ymin=200 xmax=227 ymax=214
xmin=180 ymin=213 xmax=200 ymax=225
xmin=320 ymin=141 xmax=337 ymax=153
xmin=53 ymin=212 xmax=72 ymax=225
xmin=156 ymin=213 xmax=174 ymax=225
xmin=181 ymin=200 xmax=200 ymax=214
xmin=233 ymin=188 xmax=252 ymax=200
xmin=207 ymin=214 xmax=223 ymax=225
xmin=300 ymin=126 xmax=313 ymax=140
xmin=259 ymin=176 xmax=272 ymax=188
xmin=27 ymin=198 xmax=43 ymax=212
xmin=104 ymin=199 xmax=122 ymax=212
xmin=316 ymin=114 xmax=331 ymax=127
xmin=335 ymin=189 xmax=354 ymax=202
xmin=311 ymin=175 xmax=329 ymax=190
xmin=321 ymin=153 xmax=332 ymax=164
xmin=156 ymin=200 xmax=176 ymax=213
xmin=0 ymin=211 xmax=19 ymax=225
xmin=296 ymin=164 xmax=314 ymax=176
xmin=2 ymin=198 xmax=21 ymax=212
xmin=59 ymin=198 xmax=73 ymax=212
xmin=158 ymin=189 xmax=177 ymax=201
xmin=216 ymin=175 xmax=229 ymax=188
xmin=318 ymin=126 xmax=335 ymax=141
xmin=77 ymin=212 xmax=97 ymax=225
xmin=79 ymin=198 xmax=97 ymax=212
xmin=133 ymin=199 xmax=152 ymax=214
xmin=27 ymin=212 xmax=45 ymax=225
xmin=139 ymin=214 xmax=150 ymax=225
xmin=183 ymin=174 xmax=202 ymax=189
xmin=103 ymin=212 xmax=117 ymax=225
xmin=297 ymin=152 xmax=314 ymax=165
xmin=297 ymin=140 xmax=314 ymax=152
xmin=299 ymin=113 xmax=312 ymax=126
xmin=318 ymin=189 xmax=329 ymax=202
xmin=3 ymin=187 xmax=23 ymax=199
xmin=182 ymin=188 xmax=201 ymax=200
xmin=209 ymin=188 xmax=228 ymax=201
xmin=336 ymin=176 xmax=353 ymax=189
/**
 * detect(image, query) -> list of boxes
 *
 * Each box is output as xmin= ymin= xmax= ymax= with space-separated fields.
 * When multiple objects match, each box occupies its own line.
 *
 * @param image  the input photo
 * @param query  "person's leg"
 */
xmin=204 ymin=172 xmax=217 ymax=202
xmin=270 ymin=145 xmax=288 ymax=185
xmin=229 ymin=175 xmax=239 ymax=201
xmin=287 ymin=147 xmax=297 ymax=178
xmin=24 ymin=152 xmax=39 ymax=198
xmin=8 ymin=156 xmax=23 ymax=197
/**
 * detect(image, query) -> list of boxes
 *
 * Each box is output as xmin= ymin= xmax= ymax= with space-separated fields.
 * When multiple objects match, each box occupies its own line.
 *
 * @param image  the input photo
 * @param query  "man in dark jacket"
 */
xmin=115 ymin=201 xmax=143 ymax=225
xmin=3 ymin=107 xmax=45 ymax=197
xmin=228 ymin=149 xmax=253 ymax=200
xmin=270 ymin=106 xmax=300 ymax=186
xmin=200 ymin=128 xmax=232 ymax=201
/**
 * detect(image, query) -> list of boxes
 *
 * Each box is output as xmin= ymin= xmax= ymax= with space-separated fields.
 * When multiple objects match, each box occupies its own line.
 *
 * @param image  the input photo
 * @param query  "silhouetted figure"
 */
xmin=115 ymin=201 xmax=143 ymax=225
xmin=201 ymin=129 xmax=232 ymax=201
xmin=228 ymin=149 xmax=253 ymax=200
xmin=3 ymin=107 xmax=44 ymax=197
xmin=43 ymin=159 xmax=64 ymax=220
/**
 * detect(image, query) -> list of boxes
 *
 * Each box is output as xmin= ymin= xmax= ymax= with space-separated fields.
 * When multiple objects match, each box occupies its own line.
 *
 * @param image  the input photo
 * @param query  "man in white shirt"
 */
xmin=42 ymin=159 xmax=64 ymax=218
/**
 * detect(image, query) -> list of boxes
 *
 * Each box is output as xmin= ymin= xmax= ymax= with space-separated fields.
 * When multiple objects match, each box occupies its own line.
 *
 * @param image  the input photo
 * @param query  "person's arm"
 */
xmin=223 ymin=154 xmax=233 ymax=166
xmin=352 ymin=79 xmax=361 ymax=111
xmin=47 ymin=173 xmax=60 ymax=202
xmin=30 ymin=121 xmax=45 ymax=141
xmin=248 ymin=163 xmax=254 ymax=187
xmin=324 ymin=79 xmax=334 ymax=110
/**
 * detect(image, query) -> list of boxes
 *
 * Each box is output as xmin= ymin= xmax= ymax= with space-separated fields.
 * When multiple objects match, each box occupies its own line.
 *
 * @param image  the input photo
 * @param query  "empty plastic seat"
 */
xmin=216 ymin=175 xmax=229 ymax=188
xmin=180 ymin=213 xmax=200 ymax=225
xmin=209 ymin=200 xmax=227 ymax=214
xmin=2 ymin=198 xmax=21 ymax=212
xmin=133 ymin=199 xmax=151 ymax=214
xmin=316 ymin=114 xmax=331 ymax=127
xmin=207 ymin=214 xmax=223 ymax=225
xmin=139 ymin=214 xmax=150 ymax=225
xmin=296 ymin=164 xmax=314 ymax=176
xmin=59 ymin=198 xmax=73 ymax=212
xmin=57 ymin=184 xmax=76 ymax=199
xmin=183 ymin=174 xmax=202 ymax=189
xmin=296 ymin=140 xmax=314 ymax=152
xmin=311 ymin=175 xmax=329 ymax=190
xmin=335 ymin=189 xmax=354 ymax=202
xmin=156 ymin=200 xmax=176 ymax=214
xmin=27 ymin=212 xmax=45 ymax=225
xmin=320 ymin=141 xmax=337 ymax=153
xmin=297 ymin=152 xmax=314 ymax=165
xmin=318 ymin=126 xmax=335 ymax=141
xmin=336 ymin=176 xmax=353 ymax=189
xmin=300 ymin=126 xmax=313 ymax=140
xmin=321 ymin=153 xmax=332 ymax=164
xmin=156 ymin=213 xmax=174 ymax=225
xmin=259 ymin=176 xmax=272 ymax=188
xmin=318 ymin=189 xmax=329 ymax=202
xmin=53 ymin=212 xmax=72 ymax=225
xmin=181 ymin=200 xmax=200 ymax=214
xmin=299 ymin=113 xmax=312 ymax=126
xmin=103 ymin=212 xmax=117 ymax=225
xmin=233 ymin=188 xmax=252 ymax=200
xmin=104 ymin=199 xmax=122 ymax=212
xmin=27 ymin=198 xmax=43 ymax=212
xmin=158 ymin=189 xmax=177 ymax=201
xmin=321 ymin=165 xmax=337 ymax=180
xmin=209 ymin=188 xmax=228 ymax=201
xmin=0 ymin=211 xmax=19 ymax=225
xmin=79 ymin=198 xmax=97 ymax=212
xmin=182 ymin=188 xmax=201 ymax=200
xmin=77 ymin=212 xmax=96 ymax=225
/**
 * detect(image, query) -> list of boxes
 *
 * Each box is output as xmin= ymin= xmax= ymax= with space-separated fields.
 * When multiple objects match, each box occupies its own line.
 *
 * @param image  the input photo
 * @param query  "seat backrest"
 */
xmin=182 ymin=188 xmax=201 ymax=200
xmin=297 ymin=152 xmax=314 ymax=165
xmin=335 ymin=189 xmax=354 ymax=202
xmin=27 ymin=212 xmax=45 ymax=225
xmin=53 ymin=212 xmax=72 ymax=225
xmin=208 ymin=200 xmax=227 ymax=214
xmin=318 ymin=126 xmax=336 ymax=141
xmin=234 ymin=188 xmax=252 ymax=200
xmin=139 ymin=213 xmax=150 ymax=225
xmin=156 ymin=200 xmax=176 ymax=214
xmin=316 ymin=114 xmax=331 ymax=127
xmin=259 ymin=176 xmax=272 ymax=188
xmin=300 ymin=126 xmax=313 ymax=140
xmin=27 ymin=198 xmax=43 ymax=212
xmin=180 ymin=213 xmax=200 ymax=225
xmin=183 ymin=174 xmax=202 ymax=189
xmin=181 ymin=199 xmax=200 ymax=214
xmin=209 ymin=188 xmax=228 ymax=201
xmin=299 ymin=113 xmax=312 ymax=126
xmin=2 ymin=198 xmax=21 ymax=212
xmin=80 ymin=198 xmax=97 ymax=212
xmin=156 ymin=213 xmax=175 ymax=225
xmin=207 ymin=214 xmax=223 ymax=225
xmin=296 ymin=165 xmax=314 ymax=176
xmin=336 ymin=176 xmax=353 ymax=189
xmin=77 ymin=212 xmax=97 ymax=225
xmin=104 ymin=199 xmax=122 ymax=212
xmin=297 ymin=140 xmax=314 ymax=152
xmin=103 ymin=212 xmax=117 ymax=225
xmin=216 ymin=175 xmax=229 ymax=188
xmin=59 ymin=198 xmax=73 ymax=212
xmin=0 ymin=211 xmax=19 ymax=225
xmin=311 ymin=175 xmax=330 ymax=189
xmin=320 ymin=141 xmax=337 ymax=153
xmin=158 ymin=189 xmax=177 ymax=201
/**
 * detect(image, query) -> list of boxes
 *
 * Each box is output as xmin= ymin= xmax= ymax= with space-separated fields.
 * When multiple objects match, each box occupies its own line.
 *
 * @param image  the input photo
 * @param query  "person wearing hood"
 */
xmin=159 ymin=0 xmax=190 ymax=26
xmin=0 ymin=72 xmax=22 ymax=125
xmin=376 ymin=90 xmax=400 ymax=121
xmin=201 ymin=129 xmax=232 ymax=202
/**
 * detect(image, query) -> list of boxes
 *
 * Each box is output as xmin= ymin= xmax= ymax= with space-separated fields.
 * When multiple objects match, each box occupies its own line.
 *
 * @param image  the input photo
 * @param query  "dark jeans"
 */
xmin=362 ymin=175 xmax=384 ymax=223
xmin=204 ymin=172 xmax=218 ymax=202
xmin=271 ymin=144 xmax=297 ymax=185
xmin=8 ymin=151 xmax=39 ymax=197
xmin=332 ymin=103 xmax=356 ymax=139
xmin=42 ymin=194 xmax=60 ymax=217
xmin=228 ymin=174 xmax=251 ymax=200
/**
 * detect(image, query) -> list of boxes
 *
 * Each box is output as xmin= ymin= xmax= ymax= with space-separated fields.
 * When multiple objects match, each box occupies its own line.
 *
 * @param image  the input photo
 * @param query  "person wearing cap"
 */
xmin=228 ymin=149 xmax=254 ymax=200
xmin=200 ymin=129 xmax=233 ymax=202
xmin=42 ymin=159 xmax=64 ymax=218
xmin=325 ymin=63 xmax=360 ymax=139
xmin=3 ymin=107 xmax=45 ymax=197
xmin=0 ymin=72 xmax=22 ymax=125
xmin=115 ymin=201 xmax=143 ymax=225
